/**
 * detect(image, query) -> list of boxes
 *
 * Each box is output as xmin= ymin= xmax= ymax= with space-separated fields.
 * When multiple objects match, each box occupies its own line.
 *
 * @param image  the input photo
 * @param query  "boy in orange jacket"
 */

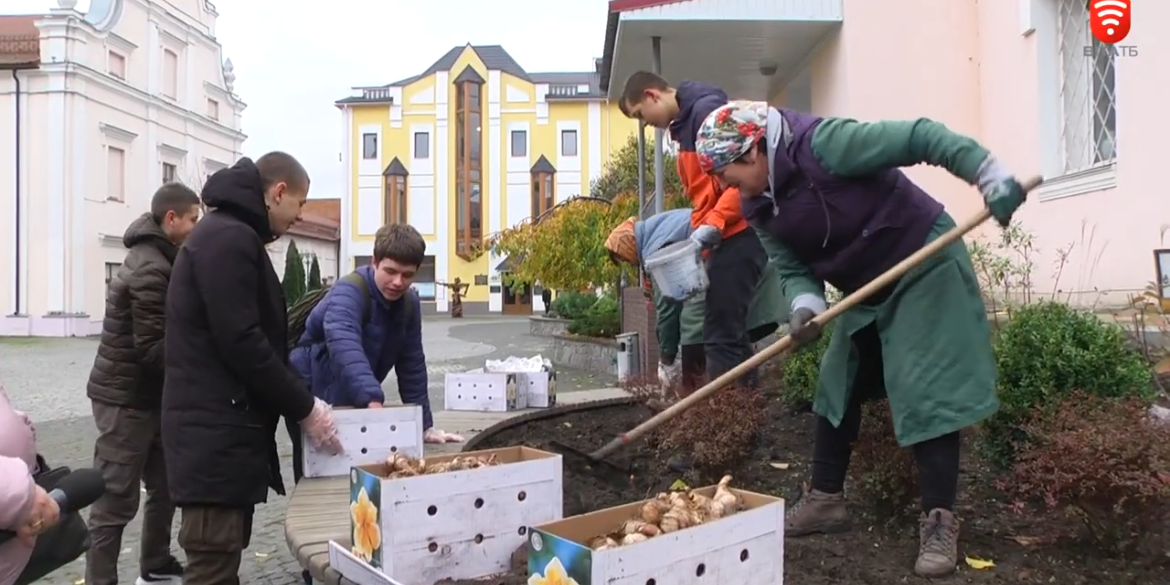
xmin=620 ymin=71 xmax=766 ymax=390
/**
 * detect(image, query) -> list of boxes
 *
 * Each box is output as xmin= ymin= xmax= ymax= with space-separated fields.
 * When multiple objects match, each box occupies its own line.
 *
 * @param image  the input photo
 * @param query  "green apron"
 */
xmin=813 ymin=213 xmax=999 ymax=446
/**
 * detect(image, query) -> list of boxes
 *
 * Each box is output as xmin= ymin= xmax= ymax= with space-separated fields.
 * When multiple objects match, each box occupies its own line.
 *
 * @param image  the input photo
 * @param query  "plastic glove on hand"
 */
xmin=657 ymin=360 xmax=682 ymax=388
xmin=789 ymin=307 xmax=823 ymax=346
xmin=300 ymin=398 xmax=344 ymax=455
xmin=689 ymin=225 xmax=721 ymax=249
xmin=975 ymin=155 xmax=1026 ymax=227
xmin=424 ymin=428 xmax=466 ymax=444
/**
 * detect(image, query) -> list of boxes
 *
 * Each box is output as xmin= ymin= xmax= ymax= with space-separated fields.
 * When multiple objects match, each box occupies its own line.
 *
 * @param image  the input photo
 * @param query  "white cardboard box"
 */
xmin=328 ymin=541 xmax=407 ymax=585
xmin=519 ymin=370 xmax=557 ymax=408
xmin=528 ymin=486 xmax=785 ymax=585
xmin=443 ymin=372 xmax=527 ymax=412
xmin=301 ymin=405 xmax=424 ymax=479
xmin=349 ymin=446 xmax=563 ymax=583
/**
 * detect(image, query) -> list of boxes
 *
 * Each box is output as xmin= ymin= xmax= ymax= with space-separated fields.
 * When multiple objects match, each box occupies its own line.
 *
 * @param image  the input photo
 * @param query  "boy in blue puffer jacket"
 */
xmin=286 ymin=224 xmax=462 ymax=483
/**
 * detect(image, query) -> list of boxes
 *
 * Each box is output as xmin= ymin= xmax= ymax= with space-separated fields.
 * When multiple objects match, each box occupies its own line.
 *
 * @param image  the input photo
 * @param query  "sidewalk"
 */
xmin=432 ymin=387 xmax=630 ymax=447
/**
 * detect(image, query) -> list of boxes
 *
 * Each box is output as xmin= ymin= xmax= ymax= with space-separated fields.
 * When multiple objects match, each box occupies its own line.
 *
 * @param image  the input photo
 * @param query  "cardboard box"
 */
xmin=527 ymin=487 xmax=784 ymax=585
xmin=520 ymin=369 xmax=557 ymax=408
xmin=328 ymin=540 xmax=406 ymax=585
xmin=443 ymin=372 xmax=527 ymax=412
xmin=301 ymin=405 xmax=424 ymax=479
xmin=349 ymin=446 xmax=563 ymax=583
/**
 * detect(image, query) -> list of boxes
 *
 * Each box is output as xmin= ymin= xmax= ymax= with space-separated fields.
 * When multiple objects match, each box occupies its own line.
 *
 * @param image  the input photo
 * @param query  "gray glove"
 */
xmin=789 ymin=307 xmax=822 ymax=346
xmin=975 ymin=155 xmax=1026 ymax=227
xmin=689 ymin=225 xmax=721 ymax=249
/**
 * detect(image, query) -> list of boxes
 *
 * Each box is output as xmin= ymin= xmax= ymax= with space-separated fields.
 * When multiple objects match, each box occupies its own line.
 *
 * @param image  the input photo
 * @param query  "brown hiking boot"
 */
xmin=915 ymin=508 xmax=959 ymax=577
xmin=785 ymin=485 xmax=852 ymax=537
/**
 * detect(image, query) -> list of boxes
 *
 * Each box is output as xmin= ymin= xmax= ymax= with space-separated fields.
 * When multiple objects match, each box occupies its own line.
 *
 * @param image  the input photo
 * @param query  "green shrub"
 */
xmin=550 ymin=291 xmax=597 ymax=320
xmin=780 ymin=325 xmax=833 ymax=411
xmin=849 ymin=400 xmax=919 ymax=523
xmin=568 ymin=293 xmax=620 ymax=338
xmin=983 ymin=301 xmax=1154 ymax=467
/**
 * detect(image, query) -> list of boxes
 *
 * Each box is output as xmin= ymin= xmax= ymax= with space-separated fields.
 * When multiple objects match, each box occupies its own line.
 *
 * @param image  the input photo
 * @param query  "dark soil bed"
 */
xmin=440 ymin=398 xmax=1166 ymax=585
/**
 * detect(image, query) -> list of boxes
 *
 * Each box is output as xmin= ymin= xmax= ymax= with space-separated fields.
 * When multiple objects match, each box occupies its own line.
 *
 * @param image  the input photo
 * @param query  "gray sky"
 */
xmin=4 ymin=0 xmax=612 ymax=198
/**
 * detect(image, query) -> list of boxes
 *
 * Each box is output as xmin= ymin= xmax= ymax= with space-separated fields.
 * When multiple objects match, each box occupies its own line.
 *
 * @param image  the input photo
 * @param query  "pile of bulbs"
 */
xmin=589 ymin=475 xmax=742 ymax=550
xmin=382 ymin=452 xmax=501 ymax=478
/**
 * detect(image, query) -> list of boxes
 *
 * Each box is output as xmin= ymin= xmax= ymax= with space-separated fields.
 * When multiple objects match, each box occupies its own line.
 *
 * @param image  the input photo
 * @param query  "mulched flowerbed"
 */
xmin=437 ymin=392 xmax=1167 ymax=585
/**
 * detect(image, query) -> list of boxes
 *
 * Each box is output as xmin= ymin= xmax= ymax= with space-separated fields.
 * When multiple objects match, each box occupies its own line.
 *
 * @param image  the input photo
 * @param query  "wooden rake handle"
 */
xmin=592 ymin=176 xmax=1045 ymax=460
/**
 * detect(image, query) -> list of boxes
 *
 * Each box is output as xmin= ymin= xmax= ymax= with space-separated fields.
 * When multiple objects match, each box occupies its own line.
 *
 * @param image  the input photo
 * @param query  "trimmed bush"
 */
xmin=983 ymin=301 xmax=1153 ymax=467
xmin=550 ymin=291 xmax=597 ymax=321
xmin=848 ymin=400 xmax=920 ymax=522
xmin=568 ymin=294 xmax=620 ymax=338
xmin=657 ymin=387 xmax=768 ymax=481
xmin=1007 ymin=394 xmax=1170 ymax=557
xmin=780 ymin=326 xmax=833 ymax=411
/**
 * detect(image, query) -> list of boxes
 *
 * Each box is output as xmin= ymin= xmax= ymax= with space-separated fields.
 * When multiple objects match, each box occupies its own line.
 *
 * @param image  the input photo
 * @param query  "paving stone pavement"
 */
xmin=0 ymin=316 xmax=616 ymax=585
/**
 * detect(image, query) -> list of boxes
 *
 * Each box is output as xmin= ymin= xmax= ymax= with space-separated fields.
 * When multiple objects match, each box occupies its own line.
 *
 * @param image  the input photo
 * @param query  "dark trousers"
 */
xmin=810 ymin=324 xmax=962 ymax=513
xmin=177 ymin=506 xmax=254 ymax=585
xmin=286 ymin=416 xmax=304 ymax=484
xmin=86 ymin=402 xmax=175 ymax=585
xmin=703 ymin=228 xmax=766 ymax=388
xmin=675 ymin=344 xmax=707 ymax=398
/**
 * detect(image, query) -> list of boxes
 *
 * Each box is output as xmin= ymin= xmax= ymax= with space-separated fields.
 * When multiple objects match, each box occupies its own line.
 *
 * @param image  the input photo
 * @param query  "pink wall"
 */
xmin=802 ymin=0 xmax=1167 ymax=306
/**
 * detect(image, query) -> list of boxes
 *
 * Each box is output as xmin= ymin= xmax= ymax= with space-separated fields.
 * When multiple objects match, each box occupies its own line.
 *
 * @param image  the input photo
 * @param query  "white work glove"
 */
xmin=689 ymin=225 xmax=721 ymax=249
xmin=300 ymin=397 xmax=344 ymax=455
xmin=424 ymin=428 xmax=466 ymax=444
xmin=657 ymin=360 xmax=682 ymax=388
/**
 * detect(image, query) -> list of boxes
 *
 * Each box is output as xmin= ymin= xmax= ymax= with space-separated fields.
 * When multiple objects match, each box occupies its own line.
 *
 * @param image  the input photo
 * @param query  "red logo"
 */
xmin=1089 ymin=0 xmax=1132 ymax=44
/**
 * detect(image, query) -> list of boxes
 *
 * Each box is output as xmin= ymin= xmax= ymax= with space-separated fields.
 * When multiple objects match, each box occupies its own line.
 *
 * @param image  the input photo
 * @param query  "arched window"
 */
xmin=454 ymin=65 xmax=484 ymax=260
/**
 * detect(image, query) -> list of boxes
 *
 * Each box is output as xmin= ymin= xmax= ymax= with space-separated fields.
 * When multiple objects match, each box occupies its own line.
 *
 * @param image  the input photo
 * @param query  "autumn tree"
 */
xmin=491 ymin=136 xmax=694 ymax=292
xmin=590 ymin=134 xmax=685 ymax=205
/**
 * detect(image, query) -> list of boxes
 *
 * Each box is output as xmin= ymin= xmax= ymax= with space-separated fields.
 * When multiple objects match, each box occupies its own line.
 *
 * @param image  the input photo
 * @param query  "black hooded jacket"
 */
xmin=87 ymin=213 xmax=178 ymax=410
xmin=161 ymin=157 xmax=316 ymax=508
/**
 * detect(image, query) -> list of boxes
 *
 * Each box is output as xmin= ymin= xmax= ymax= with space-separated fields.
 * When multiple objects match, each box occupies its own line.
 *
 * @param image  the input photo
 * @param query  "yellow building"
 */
xmin=335 ymin=44 xmax=641 ymax=315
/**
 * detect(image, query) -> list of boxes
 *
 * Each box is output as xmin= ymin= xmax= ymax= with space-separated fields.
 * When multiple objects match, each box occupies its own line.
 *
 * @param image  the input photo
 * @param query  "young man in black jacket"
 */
xmin=161 ymin=153 xmax=343 ymax=585
xmin=86 ymin=184 xmax=201 ymax=585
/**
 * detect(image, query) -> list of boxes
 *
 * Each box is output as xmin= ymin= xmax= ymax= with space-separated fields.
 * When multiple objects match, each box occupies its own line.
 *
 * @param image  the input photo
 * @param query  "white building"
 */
xmin=0 ymin=0 xmax=245 ymax=337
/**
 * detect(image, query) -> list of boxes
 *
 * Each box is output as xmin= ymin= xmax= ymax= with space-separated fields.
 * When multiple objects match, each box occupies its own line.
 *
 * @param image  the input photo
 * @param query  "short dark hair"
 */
xmin=150 ymin=182 xmax=201 ymax=223
xmin=373 ymin=223 xmax=426 ymax=267
xmin=619 ymin=71 xmax=671 ymax=116
xmin=255 ymin=151 xmax=310 ymax=192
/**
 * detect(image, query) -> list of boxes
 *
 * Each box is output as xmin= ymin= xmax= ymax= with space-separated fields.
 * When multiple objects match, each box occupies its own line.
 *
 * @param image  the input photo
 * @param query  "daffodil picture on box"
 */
xmin=527 ymin=530 xmax=593 ymax=585
xmin=527 ymin=557 xmax=580 ymax=585
xmin=349 ymin=468 xmax=384 ymax=567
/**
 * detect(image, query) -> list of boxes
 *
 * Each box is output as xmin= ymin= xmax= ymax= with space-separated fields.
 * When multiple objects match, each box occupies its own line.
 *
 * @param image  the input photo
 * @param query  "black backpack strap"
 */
xmin=339 ymin=272 xmax=370 ymax=324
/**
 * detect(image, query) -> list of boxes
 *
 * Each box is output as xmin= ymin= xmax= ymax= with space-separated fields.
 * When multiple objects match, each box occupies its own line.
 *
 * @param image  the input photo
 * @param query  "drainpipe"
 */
xmin=651 ymin=36 xmax=665 ymax=214
xmin=11 ymin=69 xmax=22 ymax=316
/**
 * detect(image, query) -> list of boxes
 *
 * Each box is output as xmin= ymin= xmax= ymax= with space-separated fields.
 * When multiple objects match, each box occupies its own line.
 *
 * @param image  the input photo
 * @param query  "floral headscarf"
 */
xmin=696 ymin=100 xmax=770 ymax=173
xmin=604 ymin=216 xmax=638 ymax=266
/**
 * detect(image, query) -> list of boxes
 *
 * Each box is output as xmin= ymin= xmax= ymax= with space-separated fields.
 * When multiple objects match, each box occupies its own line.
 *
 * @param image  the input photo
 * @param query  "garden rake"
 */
xmin=555 ymin=176 xmax=1045 ymax=482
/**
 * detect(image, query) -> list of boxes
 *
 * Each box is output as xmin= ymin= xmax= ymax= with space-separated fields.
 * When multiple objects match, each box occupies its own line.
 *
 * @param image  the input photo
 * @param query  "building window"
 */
xmin=560 ymin=129 xmax=578 ymax=157
xmin=206 ymin=98 xmax=219 ymax=121
xmin=162 ymin=162 xmax=177 ymax=184
xmin=510 ymin=130 xmax=527 ymax=157
xmin=362 ymin=133 xmax=378 ymax=159
xmin=413 ymin=132 xmax=430 ymax=159
xmin=104 ymin=262 xmax=122 ymax=299
xmin=1057 ymin=0 xmax=1116 ymax=174
xmin=107 ymin=51 xmax=126 ymax=80
xmin=415 ymin=256 xmax=437 ymax=300
xmin=383 ymin=172 xmax=408 ymax=224
xmin=353 ymin=255 xmax=371 ymax=270
xmin=455 ymin=74 xmax=484 ymax=260
xmin=162 ymin=48 xmax=178 ymax=99
xmin=531 ymin=172 xmax=554 ymax=218
xmin=107 ymin=147 xmax=125 ymax=201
